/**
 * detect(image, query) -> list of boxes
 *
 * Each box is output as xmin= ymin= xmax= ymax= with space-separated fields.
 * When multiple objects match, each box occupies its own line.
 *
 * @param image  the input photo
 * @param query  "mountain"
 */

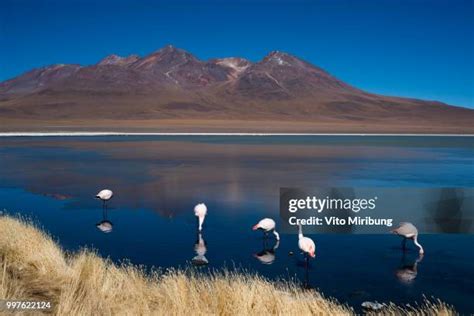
xmin=1 ymin=45 xmax=473 ymax=133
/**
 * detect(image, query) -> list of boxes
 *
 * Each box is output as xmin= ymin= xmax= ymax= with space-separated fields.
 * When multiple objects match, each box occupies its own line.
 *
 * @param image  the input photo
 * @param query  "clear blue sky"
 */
xmin=1 ymin=0 xmax=473 ymax=108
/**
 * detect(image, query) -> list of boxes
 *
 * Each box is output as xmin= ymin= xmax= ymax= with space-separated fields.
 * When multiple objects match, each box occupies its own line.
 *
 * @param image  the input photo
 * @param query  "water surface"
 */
xmin=0 ymin=136 xmax=473 ymax=312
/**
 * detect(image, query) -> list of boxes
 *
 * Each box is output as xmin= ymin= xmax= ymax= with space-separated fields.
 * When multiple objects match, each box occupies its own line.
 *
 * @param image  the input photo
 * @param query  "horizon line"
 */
xmin=0 ymin=132 xmax=473 ymax=137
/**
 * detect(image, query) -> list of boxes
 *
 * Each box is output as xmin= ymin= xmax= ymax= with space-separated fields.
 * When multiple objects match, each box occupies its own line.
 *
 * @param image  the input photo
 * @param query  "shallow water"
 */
xmin=0 ymin=136 xmax=473 ymax=312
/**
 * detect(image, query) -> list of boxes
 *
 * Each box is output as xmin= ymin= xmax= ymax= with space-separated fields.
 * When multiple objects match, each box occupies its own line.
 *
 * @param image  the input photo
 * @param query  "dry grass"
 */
xmin=0 ymin=215 xmax=456 ymax=315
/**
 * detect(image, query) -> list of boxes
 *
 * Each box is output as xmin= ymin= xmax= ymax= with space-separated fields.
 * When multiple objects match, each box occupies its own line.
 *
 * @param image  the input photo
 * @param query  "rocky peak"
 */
xmin=132 ymin=45 xmax=199 ymax=70
xmin=98 ymin=54 xmax=140 ymax=66
xmin=213 ymin=57 xmax=251 ymax=78
xmin=261 ymin=51 xmax=295 ymax=66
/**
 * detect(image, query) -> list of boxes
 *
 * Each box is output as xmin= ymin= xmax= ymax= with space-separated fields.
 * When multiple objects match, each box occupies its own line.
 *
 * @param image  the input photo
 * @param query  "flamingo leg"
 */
xmin=402 ymin=238 xmax=407 ymax=251
xmin=304 ymin=254 xmax=309 ymax=288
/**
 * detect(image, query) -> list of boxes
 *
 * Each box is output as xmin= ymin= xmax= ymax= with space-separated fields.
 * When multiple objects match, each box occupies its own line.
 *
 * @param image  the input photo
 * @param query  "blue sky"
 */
xmin=1 ymin=0 xmax=473 ymax=108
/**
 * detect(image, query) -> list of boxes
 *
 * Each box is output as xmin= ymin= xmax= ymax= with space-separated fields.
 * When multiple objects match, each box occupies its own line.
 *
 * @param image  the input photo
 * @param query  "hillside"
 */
xmin=1 ymin=45 xmax=473 ymax=133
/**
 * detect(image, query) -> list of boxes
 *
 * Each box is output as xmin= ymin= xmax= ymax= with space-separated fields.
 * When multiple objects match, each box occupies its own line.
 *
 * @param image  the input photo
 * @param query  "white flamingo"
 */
xmin=96 ymin=189 xmax=113 ymax=209
xmin=391 ymin=222 xmax=424 ymax=254
xmin=252 ymin=218 xmax=280 ymax=240
xmin=95 ymin=190 xmax=113 ymax=233
xmin=194 ymin=203 xmax=207 ymax=232
xmin=298 ymin=224 xmax=315 ymax=258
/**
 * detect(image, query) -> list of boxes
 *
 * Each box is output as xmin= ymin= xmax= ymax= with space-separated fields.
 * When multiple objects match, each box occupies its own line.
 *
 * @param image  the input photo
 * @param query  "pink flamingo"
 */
xmin=391 ymin=222 xmax=424 ymax=254
xmin=298 ymin=224 xmax=315 ymax=258
xmin=194 ymin=203 xmax=207 ymax=232
xmin=96 ymin=189 xmax=113 ymax=209
xmin=252 ymin=218 xmax=280 ymax=240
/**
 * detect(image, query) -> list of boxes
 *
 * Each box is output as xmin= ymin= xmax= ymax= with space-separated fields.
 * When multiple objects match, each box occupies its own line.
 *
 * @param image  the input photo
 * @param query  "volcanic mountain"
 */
xmin=1 ymin=45 xmax=473 ymax=133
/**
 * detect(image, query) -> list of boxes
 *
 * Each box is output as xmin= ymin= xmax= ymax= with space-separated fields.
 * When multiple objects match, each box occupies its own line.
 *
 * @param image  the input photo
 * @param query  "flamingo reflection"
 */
xmin=96 ymin=205 xmax=113 ymax=233
xmin=395 ymin=253 xmax=423 ymax=284
xmin=295 ymin=247 xmax=312 ymax=289
xmin=296 ymin=224 xmax=315 ymax=289
xmin=254 ymin=239 xmax=280 ymax=265
xmin=192 ymin=232 xmax=208 ymax=266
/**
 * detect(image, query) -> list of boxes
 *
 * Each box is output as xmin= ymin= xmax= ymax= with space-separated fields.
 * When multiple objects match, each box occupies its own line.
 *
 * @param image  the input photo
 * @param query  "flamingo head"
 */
xmin=252 ymin=224 xmax=260 ymax=231
xmin=309 ymin=251 xmax=316 ymax=258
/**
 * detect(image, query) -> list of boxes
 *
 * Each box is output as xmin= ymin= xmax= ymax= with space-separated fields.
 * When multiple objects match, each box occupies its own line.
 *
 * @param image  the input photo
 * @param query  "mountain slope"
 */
xmin=0 ymin=45 xmax=473 ymax=133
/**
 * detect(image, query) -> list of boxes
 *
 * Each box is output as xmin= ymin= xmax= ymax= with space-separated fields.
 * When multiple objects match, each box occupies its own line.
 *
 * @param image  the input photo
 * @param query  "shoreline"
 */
xmin=1 ymin=132 xmax=473 ymax=137
xmin=2 ymin=119 xmax=474 ymax=135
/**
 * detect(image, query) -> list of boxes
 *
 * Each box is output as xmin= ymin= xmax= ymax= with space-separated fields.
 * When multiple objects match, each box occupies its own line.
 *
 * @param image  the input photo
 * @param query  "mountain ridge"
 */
xmin=0 ymin=45 xmax=380 ymax=96
xmin=1 ymin=45 xmax=473 ymax=133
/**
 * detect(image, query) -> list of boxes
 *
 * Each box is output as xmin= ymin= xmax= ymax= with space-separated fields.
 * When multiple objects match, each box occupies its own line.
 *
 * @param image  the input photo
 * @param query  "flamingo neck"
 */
xmin=413 ymin=253 xmax=423 ymax=272
xmin=298 ymin=224 xmax=303 ymax=239
xmin=273 ymin=230 xmax=280 ymax=240
xmin=273 ymin=240 xmax=280 ymax=250
xmin=198 ymin=215 xmax=205 ymax=231
xmin=413 ymin=235 xmax=424 ymax=254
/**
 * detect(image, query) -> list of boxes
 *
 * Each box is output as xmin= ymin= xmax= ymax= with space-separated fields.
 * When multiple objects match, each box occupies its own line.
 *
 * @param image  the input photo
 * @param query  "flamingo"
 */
xmin=194 ymin=203 xmax=207 ymax=232
xmin=96 ymin=189 xmax=113 ymax=209
xmin=252 ymin=218 xmax=280 ymax=240
xmin=298 ymin=224 xmax=315 ymax=258
xmin=95 ymin=189 xmax=113 ymax=233
xmin=391 ymin=222 xmax=424 ymax=254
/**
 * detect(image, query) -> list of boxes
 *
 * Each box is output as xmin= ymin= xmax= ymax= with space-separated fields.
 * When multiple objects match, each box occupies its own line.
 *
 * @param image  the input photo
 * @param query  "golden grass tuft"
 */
xmin=0 ymin=215 xmax=456 ymax=315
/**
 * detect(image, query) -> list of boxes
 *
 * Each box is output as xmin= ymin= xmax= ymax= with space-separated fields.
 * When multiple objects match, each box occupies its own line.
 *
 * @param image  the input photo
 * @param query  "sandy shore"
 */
xmin=1 ymin=118 xmax=474 ymax=134
xmin=0 ymin=132 xmax=473 ymax=136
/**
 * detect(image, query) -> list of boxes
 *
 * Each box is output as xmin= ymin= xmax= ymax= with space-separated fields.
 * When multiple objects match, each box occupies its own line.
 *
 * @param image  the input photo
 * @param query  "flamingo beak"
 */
xmin=310 ymin=251 xmax=316 ymax=258
xmin=252 ymin=224 xmax=259 ymax=230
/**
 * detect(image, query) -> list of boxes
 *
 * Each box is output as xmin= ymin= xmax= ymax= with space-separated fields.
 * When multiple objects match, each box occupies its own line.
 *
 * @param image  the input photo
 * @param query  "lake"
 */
xmin=0 ymin=135 xmax=473 ymax=313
